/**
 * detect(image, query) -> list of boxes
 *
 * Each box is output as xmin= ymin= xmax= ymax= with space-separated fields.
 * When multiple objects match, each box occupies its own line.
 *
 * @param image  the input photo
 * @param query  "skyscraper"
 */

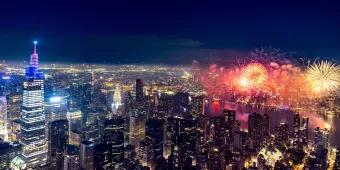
xmin=63 ymin=144 xmax=80 ymax=170
xmin=173 ymin=92 xmax=190 ymax=114
xmin=80 ymin=140 xmax=94 ymax=170
xmin=167 ymin=116 xmax=198 ymax=169
xmin=114 ymin=85 xmax=122 ymax=109
xmin=275 ymin=122 xmax=289 ymax=146
xmin=248 ymin=112 xmax=264 ymax=150
xmin=20 ymin=41 xmax=47 ymax=168
xmin=314 ymin=127 xmax=330 ymax=148
xmin=145 ymin=118 xmax=164 ymax=168
xmin=46 ymin=96 xmax=67 ymax=122
xmin=48 ymin=119 xmax=68 ymax=169
xmin=94 ymin=143 xmax=111 ymax=169
xmin=0 ymin=96 xmax=8 ymax=141
xmin=233 ymin=131 xmax=247 ymax=154
xmin=263 ymin=113 xmax=270 ymax=137
xmin=129 ymin=114 xmax=146 ymax=148
xmin=138 ymin=138 xmax=153 ymax=167
xmin=136 ymin=79 xmax=144 ymax=103
xmin=300 ymin=117 xmax=309 ymax=145
xmin=67 ymin=109 xmax=82 ymax=145
xmin=111 ymin=85 xmax=122 ymax=116
xmin=293 ymin=113 xmax=300 ymax=144
xmin=190 ymin=96 xmax=203 ymax=115
xmin=224 ymin=109 xmax=237 ymax=147
xmin=205 ymin=114 xmax=230 ymax=169
xmin=192 ymin=60 xmax=200 ymax=82
xmin=104 ymin=117 xmax=125 ymax=169
xmin=208 ymin=115 xmax=228 ymax=148
xmin=291 ymin=114 xmax=310 ymax=148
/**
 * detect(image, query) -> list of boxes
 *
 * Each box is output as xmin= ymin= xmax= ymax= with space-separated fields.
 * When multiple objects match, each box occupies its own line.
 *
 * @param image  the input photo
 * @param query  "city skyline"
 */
xmin=0 ymin=38 xmax=339 ymax=170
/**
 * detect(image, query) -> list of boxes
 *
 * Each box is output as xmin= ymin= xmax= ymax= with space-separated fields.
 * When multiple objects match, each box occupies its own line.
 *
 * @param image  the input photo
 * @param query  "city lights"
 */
xmin=0 ymin=44 xmax=339 ymax=170
xmin=49 ymin=96 xmax=62 ymax=103
xmin=0 ymin=2 xmax=339 ymax=169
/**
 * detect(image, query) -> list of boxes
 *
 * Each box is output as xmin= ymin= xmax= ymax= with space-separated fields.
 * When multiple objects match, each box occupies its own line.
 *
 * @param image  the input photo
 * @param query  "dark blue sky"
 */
xmin=0 ymin=1 xmax=339 ymax=64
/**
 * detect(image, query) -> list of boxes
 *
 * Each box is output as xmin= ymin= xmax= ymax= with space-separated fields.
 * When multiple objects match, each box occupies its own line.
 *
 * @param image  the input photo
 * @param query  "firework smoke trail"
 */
xmin=306 ymin=61 xmax=340 ymax=95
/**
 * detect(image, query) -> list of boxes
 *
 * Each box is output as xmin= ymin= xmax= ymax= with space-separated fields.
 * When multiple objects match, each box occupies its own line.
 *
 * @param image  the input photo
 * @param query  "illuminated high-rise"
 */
xmin=145 ymin=118 xmax=164 ymax=168
xmin=167 ymin=116 xmax=198 ymax=169
xmin=111 ymin=85 xmax=122 ymax=116
xmin=46 ymin=96 xmax=67 ymax=122
xmin=248 ymin=112 xmax=264 ymax=150
xmin=103 ymin=117 xmax=125 ymax=169
xmin=0 ymin=96 xmax=8 ymax=141
xmin=20 ymin=41 xmax=47 ymax=168
xmin=129 ymin=114 xmax=146 ymax=148
xmin=66 ymin=109 xmax=82 ymax=145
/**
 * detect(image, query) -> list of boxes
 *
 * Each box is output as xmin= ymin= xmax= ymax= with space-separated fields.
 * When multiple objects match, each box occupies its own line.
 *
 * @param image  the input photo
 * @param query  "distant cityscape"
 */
xmin=0 ymin=42 xmax=339 ymax=170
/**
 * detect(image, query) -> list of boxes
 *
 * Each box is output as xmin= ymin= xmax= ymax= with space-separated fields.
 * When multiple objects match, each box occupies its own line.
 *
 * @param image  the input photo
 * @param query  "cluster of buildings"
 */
xmin=0 ymin=43 xmax=339 ymax=170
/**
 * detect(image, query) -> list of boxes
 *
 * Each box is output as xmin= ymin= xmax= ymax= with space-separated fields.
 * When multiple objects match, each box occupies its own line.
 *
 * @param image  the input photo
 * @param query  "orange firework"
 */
xmin=239 ymin=63 xmax=268 ymax=89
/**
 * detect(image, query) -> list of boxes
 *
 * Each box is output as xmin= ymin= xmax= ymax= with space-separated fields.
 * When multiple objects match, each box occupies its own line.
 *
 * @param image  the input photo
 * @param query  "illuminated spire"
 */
xmin=30 ymin=41 xmax=39 ymax=67
xmin=33 ymin=41 xmax=37 ymax=54
xmin=112 ymin=85 xmax=122 ymax=110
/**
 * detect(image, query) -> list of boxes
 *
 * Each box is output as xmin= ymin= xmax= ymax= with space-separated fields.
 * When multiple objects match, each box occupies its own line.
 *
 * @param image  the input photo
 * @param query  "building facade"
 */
xmin=0 ymin=96 xmax=8 ymax=141
xmin=20 ymin=42 xmax=47 ymax=168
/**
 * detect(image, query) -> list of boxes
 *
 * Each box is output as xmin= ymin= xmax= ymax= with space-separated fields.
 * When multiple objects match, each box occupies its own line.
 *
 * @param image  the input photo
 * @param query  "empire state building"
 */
xmin=20 ymin=41 xmax=47 ymax=168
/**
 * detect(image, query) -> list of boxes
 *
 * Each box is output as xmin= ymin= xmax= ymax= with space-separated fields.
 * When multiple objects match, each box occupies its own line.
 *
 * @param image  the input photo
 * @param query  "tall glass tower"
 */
xmin=20 ymin=41 xmax=47 ymax=168
xmin=0 ymin=96 xmax=8 ymax=141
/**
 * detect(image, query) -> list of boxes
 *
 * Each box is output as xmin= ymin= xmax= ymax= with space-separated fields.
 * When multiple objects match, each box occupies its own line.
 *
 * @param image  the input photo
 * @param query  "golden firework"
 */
xmin=239 ymin=63 xmax=268 ymax=88
xmin=306 ymin=61 xmax=340 ymax=94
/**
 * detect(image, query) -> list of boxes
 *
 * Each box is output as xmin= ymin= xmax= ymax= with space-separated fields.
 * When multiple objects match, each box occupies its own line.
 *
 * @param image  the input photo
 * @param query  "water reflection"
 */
xmin=225 ymin=102 xmax=339 ymax=147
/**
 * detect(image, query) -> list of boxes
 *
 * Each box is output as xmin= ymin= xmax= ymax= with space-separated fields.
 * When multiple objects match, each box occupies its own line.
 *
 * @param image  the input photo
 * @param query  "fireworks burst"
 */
xmin=306 ymin=61 xmax=340 ymax=94
xmin=197 ymin=49 xmax=338 ymax=132
xmin=199 ymin=48 xmax=339 ymax=110
xmin=239 ymin=63 xmax=268 ymax=89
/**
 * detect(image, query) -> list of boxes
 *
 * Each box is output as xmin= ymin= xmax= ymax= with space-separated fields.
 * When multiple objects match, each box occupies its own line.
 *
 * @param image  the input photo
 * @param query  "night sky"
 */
xmin=0 ymin=1 xmax=339 ymax=64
